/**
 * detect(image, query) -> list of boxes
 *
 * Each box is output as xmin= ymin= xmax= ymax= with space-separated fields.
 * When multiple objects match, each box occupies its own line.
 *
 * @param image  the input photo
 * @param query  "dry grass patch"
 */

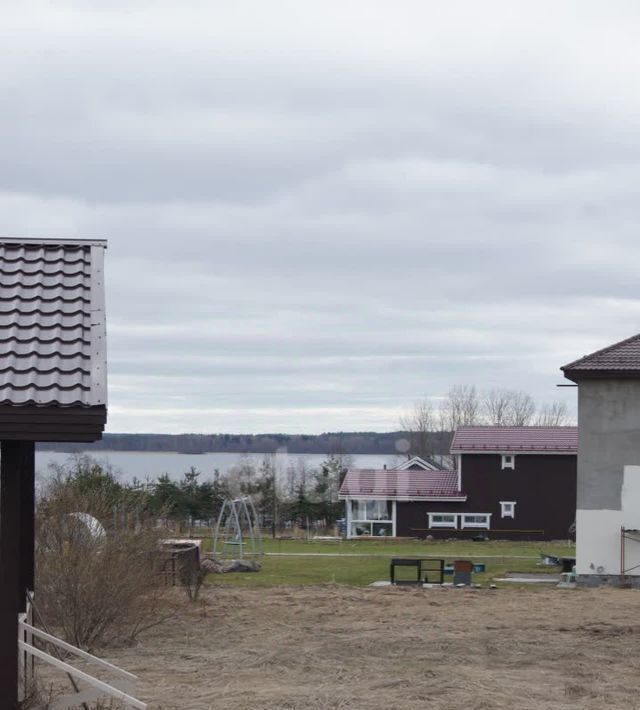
xmin=86 ymin=584 xmax=640 ymax=710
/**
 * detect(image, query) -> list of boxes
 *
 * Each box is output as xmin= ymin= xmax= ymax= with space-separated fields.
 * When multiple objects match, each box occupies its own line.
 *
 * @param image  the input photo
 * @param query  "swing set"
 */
xmin=212 ymin=497 xmax=263 ymax=559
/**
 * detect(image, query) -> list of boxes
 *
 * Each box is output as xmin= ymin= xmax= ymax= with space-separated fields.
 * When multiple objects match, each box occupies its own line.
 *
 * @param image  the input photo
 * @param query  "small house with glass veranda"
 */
xmin=339 ymin=426 xmax=577 ymax=540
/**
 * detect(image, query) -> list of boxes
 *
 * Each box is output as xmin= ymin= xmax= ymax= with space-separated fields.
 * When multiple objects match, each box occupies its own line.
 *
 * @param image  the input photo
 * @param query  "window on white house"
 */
xmin=461 ymin=513 xmax=491 ymax=529
xmin=371 ymin=522 xmax=392 ymax=536
xmin=428 ymin=513 xmax=458 ymax=529
xmin=350 ymin=499 xmax=393 ymax=537
xmin=368 ymin=500 xmax=390 ymax=520
xmin=351 ymin=500 xmax=367 ymax=520
xmin=350 ymin=522 xmax=392 ymax=537
xmin=500 ymin=501 xmax=516 ymax=519
xmin=501 ymin=454 xmax=515 ymax=470
xmin=350 ymin=500 xmax=390 ymax=521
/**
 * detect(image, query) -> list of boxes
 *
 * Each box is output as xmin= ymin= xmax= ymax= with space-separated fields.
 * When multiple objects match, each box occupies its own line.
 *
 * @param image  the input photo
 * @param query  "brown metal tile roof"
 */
xmin=562 ymin=332 xmax=640 ymax=380
xmin=450 ymin=426 xmax=578 ymax=453
xmin=339 ymin=468 xmax=463 ymax=499
xmin=0 ymin=238 xmax=107 ymax=407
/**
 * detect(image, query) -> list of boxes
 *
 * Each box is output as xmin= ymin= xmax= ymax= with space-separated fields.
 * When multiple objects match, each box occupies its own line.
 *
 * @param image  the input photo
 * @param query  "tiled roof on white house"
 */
xmin=339 ymin=468 xmax=464 ymax=500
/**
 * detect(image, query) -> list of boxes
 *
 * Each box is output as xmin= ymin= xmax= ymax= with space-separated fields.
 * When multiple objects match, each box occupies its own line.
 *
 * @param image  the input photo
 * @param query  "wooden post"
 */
xmin=19 ymin=442 xmax=35 ymax=611
xmin=0 ymin=440 xmax=23 ymax=709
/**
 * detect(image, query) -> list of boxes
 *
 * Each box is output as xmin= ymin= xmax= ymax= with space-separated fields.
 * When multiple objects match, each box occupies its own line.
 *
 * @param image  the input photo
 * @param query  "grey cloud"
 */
xmin=2 ymin=2 xmax=640 ymax=432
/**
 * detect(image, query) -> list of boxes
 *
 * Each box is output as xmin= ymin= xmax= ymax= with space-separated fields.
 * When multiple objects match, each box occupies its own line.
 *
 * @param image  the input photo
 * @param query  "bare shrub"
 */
xmin=179 ymin=563 xmax=208 ymax=602
xmin=35 ymin=462 xmax=172 ymax=652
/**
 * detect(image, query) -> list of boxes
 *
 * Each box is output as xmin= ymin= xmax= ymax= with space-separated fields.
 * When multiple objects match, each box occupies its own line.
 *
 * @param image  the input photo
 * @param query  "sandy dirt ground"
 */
xmin=40 ymin=584 xmax=640 ymax=709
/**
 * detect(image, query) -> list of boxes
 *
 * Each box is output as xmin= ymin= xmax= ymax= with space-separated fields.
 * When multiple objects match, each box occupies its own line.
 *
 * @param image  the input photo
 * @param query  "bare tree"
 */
xmin=403 ymin=386 xmax=565 ymax=442
xmin=225 ymin=457 xmax=257 ymax=497
xmin=282 ymin=457 xmax=312 ymax=498
xmin=399 ymin=399 xmax=435 ymax=459
xmin=482 ymin=388 xmax=536 ymax=426
xmin=442 ymin=385 xmax=480 ymax=431
xmin=536 ymin=401 xmax=570 ymax=426
xmin=483 ymin=388 xmax=513 ymax=425
xmin=508 ymin=391 xmax=536 ymax=426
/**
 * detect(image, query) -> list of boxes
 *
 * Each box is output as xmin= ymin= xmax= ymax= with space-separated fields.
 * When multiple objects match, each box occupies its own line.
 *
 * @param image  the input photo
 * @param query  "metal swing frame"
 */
xmin=212 ymin=497 xmax=263 ymax=559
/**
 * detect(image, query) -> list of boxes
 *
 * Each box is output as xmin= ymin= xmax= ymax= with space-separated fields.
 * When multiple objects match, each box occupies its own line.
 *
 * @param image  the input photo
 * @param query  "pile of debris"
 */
xmin=201 ymin=555 xmax=261 ymax=574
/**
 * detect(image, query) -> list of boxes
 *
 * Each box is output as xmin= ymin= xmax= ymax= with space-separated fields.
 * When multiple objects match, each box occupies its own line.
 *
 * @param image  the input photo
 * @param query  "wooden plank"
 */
xmin=19 ymin=442 xmax=35 ymax=610
xmin=0 ymin=414 xmax=106 ymax=425
xmin=0 ymin=422 xmax=104 ymax=433
xmin=19 ymin=641 xmax=147 ymax=709
xmin=0 ymin=406 xmax=107 ymax=423
xmin=20 ymin=621 xmax=138 ymax=680
xmin=0 ymin=405 xmax=106 ymax=441
xmin=5 ymin=433 xmax=105 ymax=442
xmin=0 ymin=440 xmax=23 ymax=709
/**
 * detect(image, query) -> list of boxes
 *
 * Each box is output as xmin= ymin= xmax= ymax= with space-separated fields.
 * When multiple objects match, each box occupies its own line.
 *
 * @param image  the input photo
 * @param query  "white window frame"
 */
xmin=428 ymin=513 xmax=458 ymax=529
xmin=350 ymin=499 xmax=391 ymax=522
xmin=500 ymin=501 xmax=516 ymax=519
xmin=347 ymin=498 xmax=394 ymax=538
xmin=349 ymin=521 xmax=393 ymax=537
xmin=460 ymin=513 xmax=491 ymax=529
xmin=501 ymin=454 xmax=515 ymax=470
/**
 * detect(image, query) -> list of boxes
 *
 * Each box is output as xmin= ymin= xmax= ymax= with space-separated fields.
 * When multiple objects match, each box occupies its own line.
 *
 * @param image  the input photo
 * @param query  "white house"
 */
xmin=339 ymin=456 xmax=465 ymax=539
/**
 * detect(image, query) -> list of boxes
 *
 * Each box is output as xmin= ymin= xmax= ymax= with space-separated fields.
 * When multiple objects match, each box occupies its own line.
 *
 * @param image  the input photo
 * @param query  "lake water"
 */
xmin=35 ymin=450 xmax=403 ymax=484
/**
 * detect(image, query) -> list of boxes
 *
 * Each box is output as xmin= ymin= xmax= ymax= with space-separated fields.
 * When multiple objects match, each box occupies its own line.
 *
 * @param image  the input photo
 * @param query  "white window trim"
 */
xmin=500 ymin=501 xmax=516 ymax=519
xmin=428 ymin=513 xmax=458 ymax=529
xmin=346 ymin=498 xmax=395 ymax=539
xmin=349 ymin=521 xmax=393 ymax=536
xmin=392 ymin=500 xmax=397 ymax=537
xmin=501 ymin=454 xmax=515 ymax=470
xmin=350 ymin=499 xmax=392 ymax=522
xmin=460 ymin=513 xmax=491 ymax=529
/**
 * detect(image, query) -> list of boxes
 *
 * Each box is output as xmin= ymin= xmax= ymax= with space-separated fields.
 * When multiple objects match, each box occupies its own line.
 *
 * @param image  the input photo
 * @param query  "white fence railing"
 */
xmin=18 ymin=598 xmax=146 ymax=709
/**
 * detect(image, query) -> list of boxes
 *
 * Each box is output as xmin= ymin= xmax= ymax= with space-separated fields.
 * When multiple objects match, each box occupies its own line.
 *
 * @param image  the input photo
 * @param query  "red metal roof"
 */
xmin=450 ymin=426 xmax=577 ymax=453
xmin=562 ymin=332 xmax=640 ymax=380
xmin=339 ymin=468 xmax=463 ymax=499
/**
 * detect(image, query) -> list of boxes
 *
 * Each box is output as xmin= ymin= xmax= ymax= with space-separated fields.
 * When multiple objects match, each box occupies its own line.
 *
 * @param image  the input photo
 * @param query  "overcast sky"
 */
xmin=2 ymin=1 xmax=639 ymax=434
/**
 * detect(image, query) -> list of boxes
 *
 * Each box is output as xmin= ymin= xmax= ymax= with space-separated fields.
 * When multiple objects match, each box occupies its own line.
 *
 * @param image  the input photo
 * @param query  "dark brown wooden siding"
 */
xmin=0 ymin=405 xmax=106 ymax=442
xmin=396 ymin=453 xmax=576 ymax=540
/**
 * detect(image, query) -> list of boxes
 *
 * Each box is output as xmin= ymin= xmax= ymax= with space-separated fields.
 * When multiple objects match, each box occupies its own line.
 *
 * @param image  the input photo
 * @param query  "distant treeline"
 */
xmin=37 ymin=430 xmax=454 ymax=456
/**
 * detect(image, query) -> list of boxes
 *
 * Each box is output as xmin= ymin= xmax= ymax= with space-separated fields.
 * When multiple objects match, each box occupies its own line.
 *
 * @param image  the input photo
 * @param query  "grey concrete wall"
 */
xmin=578 ymin=379 xmax=640 ymax=509
xmin=577 ymin=574 xmax=640 ymax=588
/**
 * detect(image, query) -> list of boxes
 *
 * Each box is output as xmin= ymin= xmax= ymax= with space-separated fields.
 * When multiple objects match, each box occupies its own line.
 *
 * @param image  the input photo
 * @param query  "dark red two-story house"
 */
xmin=339 ymin=426 xmax=577 ymax=540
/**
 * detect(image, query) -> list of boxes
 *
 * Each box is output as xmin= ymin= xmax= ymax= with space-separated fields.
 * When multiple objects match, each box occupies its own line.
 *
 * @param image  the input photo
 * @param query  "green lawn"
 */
xmin=203 ymin=537 xmax=575 ymax=587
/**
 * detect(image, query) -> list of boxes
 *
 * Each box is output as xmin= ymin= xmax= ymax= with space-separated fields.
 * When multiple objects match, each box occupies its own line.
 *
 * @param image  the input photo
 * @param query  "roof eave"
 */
xmin=560 ymin=332 xmax=640 ymax=373
xmin=451 ymin=448 xmax=576 ymax=455
xmin=562 ymin=367 xmax=640 ymax=382
xmin=338 ymin=494 xmax=467 ymax=502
